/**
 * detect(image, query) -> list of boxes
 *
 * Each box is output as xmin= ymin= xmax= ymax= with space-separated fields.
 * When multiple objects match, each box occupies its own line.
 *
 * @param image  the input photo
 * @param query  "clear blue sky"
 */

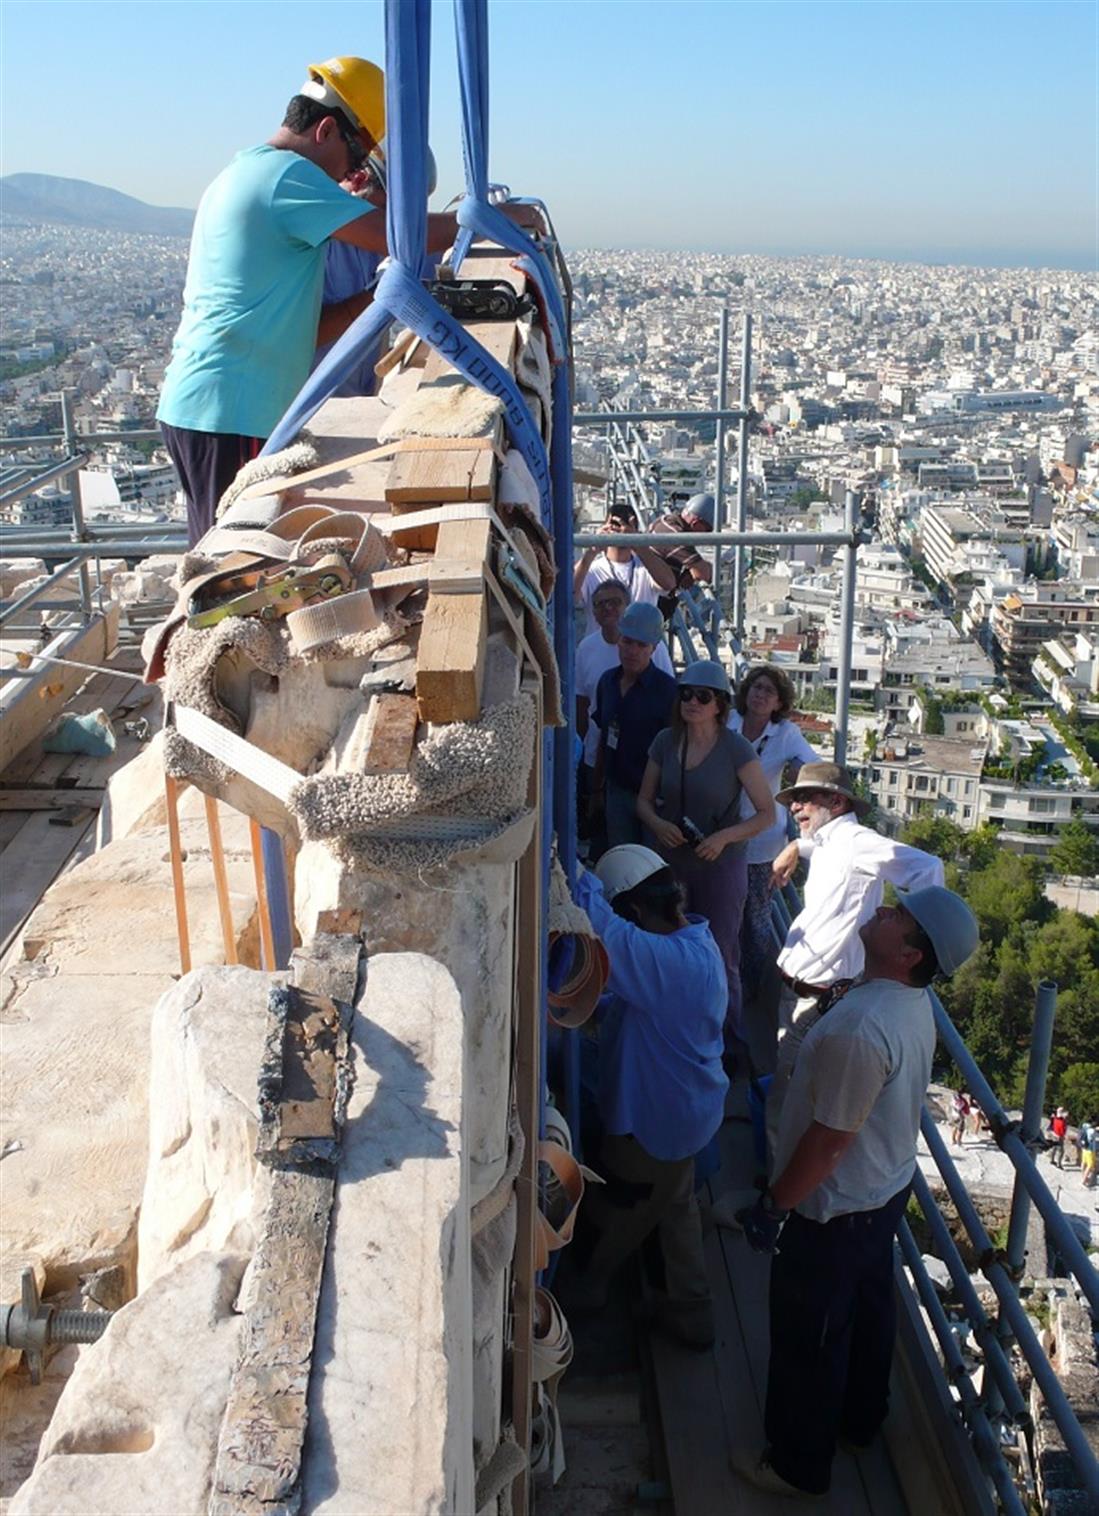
xmin=2 ymin=1 xmax=1096 ymax=268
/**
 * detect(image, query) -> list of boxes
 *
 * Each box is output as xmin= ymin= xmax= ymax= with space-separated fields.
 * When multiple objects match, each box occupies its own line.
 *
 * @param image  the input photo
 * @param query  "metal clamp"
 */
xmin=187 ymin=556 xmax=353 ymax=630
xmin=1 ymin=1267 xmax=112 ymax=1383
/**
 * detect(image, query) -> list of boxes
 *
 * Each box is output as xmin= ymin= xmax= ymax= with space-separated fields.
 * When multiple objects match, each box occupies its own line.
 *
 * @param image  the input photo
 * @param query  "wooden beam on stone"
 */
xmin=363 ymin=693 xmax=419 ymax=774
xmin=209 ymin=937 xmax=360 ymax=1516
xmin=385 ymin=418 xmax=502 ymax=514
xmin=420 ymin=319 xmax=518 ymax=383
xmin=415 ymin=518 xmax=491 ymax=724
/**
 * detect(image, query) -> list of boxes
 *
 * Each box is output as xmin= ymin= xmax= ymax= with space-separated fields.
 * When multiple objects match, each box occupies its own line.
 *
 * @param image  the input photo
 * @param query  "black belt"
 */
xmin=780 ymin=971 xmax=854 ymax=1014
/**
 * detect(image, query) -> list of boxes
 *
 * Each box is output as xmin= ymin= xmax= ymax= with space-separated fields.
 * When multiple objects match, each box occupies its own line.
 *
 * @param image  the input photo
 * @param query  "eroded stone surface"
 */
xmin=302 ymin=951 xmax=473 ymax=1515
xmin=138 ymin=966 xmax=275 ymax=1291
xmin=296 ymin=844 xmax=515 ymax=1207
xmin=10 ymin=1252 xmax=245 ymax=1516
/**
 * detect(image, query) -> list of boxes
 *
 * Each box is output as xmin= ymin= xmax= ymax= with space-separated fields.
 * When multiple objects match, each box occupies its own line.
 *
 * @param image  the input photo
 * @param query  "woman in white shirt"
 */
xmin=727 ymin=665 xmax=818 ymax=999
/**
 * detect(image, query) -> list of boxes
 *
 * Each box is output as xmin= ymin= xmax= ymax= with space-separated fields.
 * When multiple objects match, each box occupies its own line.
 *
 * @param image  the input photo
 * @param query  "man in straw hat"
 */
xmin=730 ymin=885 xmax=980 ymax=1499
xmin=712 ymin=761 xmax=943 ymax=1228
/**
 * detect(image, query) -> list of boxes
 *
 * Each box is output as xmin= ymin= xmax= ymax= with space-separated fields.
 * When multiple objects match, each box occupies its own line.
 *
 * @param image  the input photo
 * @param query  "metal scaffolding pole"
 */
xmin=713 ymin=308 xmax=730 ymax=606
xmin=731 ymin=310 xmax=752 ymax=639
xmin=833 ymin=490 xmax=858 ymax=766
xmin=1006 ymin=979 xmax=1058 ymax=1274
xmin=61 ymin=390 xmax=92 ymax=620
xmin=574 ymin=407 xmax=748 ymax=425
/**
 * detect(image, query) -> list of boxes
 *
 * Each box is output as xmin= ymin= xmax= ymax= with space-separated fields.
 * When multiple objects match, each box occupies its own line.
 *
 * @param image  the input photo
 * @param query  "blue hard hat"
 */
xmin=619 ymin=602 xmax=664 ymax=644
xmin=679 ymin=658 xmax=731 ymax=695
xmin=684 ymin=492 xmax=715 ymax=526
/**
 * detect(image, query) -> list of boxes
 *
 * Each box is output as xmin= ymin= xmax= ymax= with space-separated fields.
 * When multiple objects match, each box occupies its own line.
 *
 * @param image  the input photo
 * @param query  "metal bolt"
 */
xmin=1 ymin=1267 xmax=112 ymax=1383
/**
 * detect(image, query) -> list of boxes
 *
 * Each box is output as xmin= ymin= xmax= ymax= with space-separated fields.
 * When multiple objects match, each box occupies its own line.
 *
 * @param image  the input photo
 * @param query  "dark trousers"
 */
xmin=765 ymin=1184 xmax=910 ymax=1494
xmin=160 ymin=421 xmax=264 ymax=546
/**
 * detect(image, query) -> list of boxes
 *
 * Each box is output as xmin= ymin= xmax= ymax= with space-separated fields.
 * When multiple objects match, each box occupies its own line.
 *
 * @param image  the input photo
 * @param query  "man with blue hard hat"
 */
xmin=591 ymin=601 xmax=676 ymax=851
xmin=730 ymin=884 xmax=980 ymax=1500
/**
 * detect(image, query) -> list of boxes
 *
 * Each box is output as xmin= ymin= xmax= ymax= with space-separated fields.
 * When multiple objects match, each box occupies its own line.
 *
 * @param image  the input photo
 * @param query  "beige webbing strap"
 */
xmin=285 ymin=588 xmax=380 ymax=653
xmin=236 ymin=435 xmax=501 ymax=504
xmin=172 ymin=704 xmax=301 ymax=804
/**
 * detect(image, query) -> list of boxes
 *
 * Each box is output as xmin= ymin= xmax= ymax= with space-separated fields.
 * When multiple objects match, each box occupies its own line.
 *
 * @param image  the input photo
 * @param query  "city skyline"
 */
xmin=1 ymin=0 xmax=1096 ymax=271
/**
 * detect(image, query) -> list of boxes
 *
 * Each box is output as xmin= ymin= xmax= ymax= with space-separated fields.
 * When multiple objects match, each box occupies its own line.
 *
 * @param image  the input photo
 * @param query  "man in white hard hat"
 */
xmin=572 ymin=846 xmax=728 ymax=1348
xmin=730 ymin=885 xmax=980 ymax=1501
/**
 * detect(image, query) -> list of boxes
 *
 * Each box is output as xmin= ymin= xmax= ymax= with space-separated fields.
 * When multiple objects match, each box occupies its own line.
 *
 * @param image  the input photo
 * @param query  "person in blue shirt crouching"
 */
xmin=573 ymin=844 xmax=729 ymax=1349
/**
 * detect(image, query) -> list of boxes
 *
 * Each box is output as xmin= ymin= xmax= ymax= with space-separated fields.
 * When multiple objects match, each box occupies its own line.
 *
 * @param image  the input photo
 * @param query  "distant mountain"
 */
xmin=0 ymin=174 xmax=193 ymax=237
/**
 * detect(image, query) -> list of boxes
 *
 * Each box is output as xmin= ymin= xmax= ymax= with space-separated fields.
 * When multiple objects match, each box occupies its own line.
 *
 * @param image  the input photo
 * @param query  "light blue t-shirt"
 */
xmin=158 ymin=145 xmax=371 ymax=438
xmin=576 ymin=870 xmax=729 ymax=1162
xmin=311 ymin=240 xmax=383 ymax=398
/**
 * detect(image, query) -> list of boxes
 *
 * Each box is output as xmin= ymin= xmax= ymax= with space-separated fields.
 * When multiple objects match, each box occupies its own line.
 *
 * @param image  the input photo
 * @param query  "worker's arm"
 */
xmin=332 ymin=210 xmax=460 ymax=255
xmin=576 ymin=694 xmax=590 ymax=742
xmin=636 ymin=545 xmax=677 ymax=591
xmin=573 ymin=549 xmax=597 ymax=600
xmin=316 ymin=287 xmax=376 ymax=346
xmin=769 ymin=1121 xmax=859 ymax=1213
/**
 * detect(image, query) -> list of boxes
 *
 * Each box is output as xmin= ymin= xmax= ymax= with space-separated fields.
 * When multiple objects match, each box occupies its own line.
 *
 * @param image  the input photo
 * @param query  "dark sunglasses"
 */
xmin=337 ymin=119 xmax=368 ymax=172
xmin=678 ymin=686 xmax=715 ymax=705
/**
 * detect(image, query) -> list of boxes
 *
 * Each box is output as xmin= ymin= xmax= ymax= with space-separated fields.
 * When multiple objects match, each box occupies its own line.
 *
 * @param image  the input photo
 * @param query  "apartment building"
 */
xmin=977 ymin=781 xmax=1099 ymax=857
xmin=867 ymin=734 xmax=987 ymax=832
xmin=919 ymin=501 xmax=1026 ymax=591
xmin=990 ymin=584 xmax=1099 ymax=687
xmin=1032 ymin=630 xmax=1099 ymax=720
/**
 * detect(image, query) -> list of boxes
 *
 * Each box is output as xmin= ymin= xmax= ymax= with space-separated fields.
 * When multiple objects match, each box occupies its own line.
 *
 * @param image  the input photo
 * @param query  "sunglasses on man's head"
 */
xmin=678 ymin=686 xmax=715 ymax=705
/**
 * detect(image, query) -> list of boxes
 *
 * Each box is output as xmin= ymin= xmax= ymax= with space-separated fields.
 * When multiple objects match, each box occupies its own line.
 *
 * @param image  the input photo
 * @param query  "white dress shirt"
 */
xmin=575 ymin=630 xmax=673 ymax=764
xmin=777 ymin=812 xmax=945 ymax=986
xmin=727 ymin=713 xmax=819 ymax=864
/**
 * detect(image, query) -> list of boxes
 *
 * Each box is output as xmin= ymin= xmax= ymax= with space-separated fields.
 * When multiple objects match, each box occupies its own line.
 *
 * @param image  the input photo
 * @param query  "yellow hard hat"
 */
xmin=303 ymin=56 xmax=385 ymax=144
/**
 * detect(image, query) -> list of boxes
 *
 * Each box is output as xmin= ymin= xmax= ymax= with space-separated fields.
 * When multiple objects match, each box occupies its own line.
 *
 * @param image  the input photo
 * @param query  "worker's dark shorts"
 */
xmin=160 ymin=422 xmax=265 ymax=546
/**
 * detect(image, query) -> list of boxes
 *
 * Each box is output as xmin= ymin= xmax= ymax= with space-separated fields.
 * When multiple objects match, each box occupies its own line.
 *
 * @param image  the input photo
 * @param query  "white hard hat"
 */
xmin=900 ymin=886 xmax=979 ymax=978
xmin=595 ymin=844 xmax=667 ymax=902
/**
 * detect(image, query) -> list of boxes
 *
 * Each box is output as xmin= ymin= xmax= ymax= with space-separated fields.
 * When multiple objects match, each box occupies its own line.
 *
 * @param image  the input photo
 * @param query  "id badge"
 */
xmin=606 ymin=721 xmax=619 ymax=752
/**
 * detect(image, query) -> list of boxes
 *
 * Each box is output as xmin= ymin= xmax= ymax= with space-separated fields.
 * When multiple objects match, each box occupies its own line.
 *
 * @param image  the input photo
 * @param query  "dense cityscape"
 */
xmin=2 ymin=225 xmax=1097 ymax=882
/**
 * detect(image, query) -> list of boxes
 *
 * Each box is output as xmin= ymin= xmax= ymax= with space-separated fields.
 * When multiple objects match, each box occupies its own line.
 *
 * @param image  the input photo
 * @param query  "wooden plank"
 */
xmin=204 ymin=794 xmax=238 ymax=966
xmin=249 ymin=818 xmax=276 ymax=972
xmin=415 ymin=519 xmax=491 ymax=724
xmin=0 ymin=810 xmax=94 ymax=955
xmin=165 ymin=774 xmax=191 ymax=977
xmin=451 ymin=249 xmax=527 ymax=293
xmin=0 ymin=787 xmax=104 ymax=811
xmin=0 ymin=604 xmax=119 ymax=772
xmin=210 ymin=974 xmax=355 ymax=1515
xmin=648 ymin=1325 xmax=742 ymax=1514
xmin=363 ymin=693 xmax=419 ymax=774
xmin=421 ymin=319 xmax=518 ymax=383
xmin=384 ymin=428 xmax=499 ymax=509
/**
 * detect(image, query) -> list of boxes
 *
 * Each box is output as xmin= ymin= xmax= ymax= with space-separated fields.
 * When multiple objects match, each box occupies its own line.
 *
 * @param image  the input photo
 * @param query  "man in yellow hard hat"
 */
xmin=157 ymin=57 xmax=458 ymax=543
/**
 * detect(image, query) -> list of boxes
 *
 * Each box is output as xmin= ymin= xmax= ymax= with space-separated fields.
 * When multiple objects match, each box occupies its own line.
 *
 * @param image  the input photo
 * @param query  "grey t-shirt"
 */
xmin=774 ymin=979 xmax=935 ymax=1223
xmin=648 ymin=727 xmax=758 ymax=850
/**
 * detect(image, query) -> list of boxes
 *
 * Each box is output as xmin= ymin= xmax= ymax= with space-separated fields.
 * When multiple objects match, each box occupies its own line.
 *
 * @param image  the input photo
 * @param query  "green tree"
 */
xmin=960 ymin=825 xmax=1001 ymax=871
xmin=1049 ymin=819 xmax=1099 ymax=878
xmin=962 ymin=851 xmax=1050 ymax=948
xmin=918 ymin=687 xmax=945 ymax=735
xmin=1056 ymin=1062 xmax=1099 ymax=1121
xmin=900 ymin=815 xmax=966 ymax=863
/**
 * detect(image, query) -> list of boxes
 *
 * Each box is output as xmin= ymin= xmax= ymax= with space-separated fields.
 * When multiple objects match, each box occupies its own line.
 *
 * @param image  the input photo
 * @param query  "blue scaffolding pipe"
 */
xmin=921 ymin=1116 xmax=1099 ymax=1504
xmin=896 ymin=1222 xmax=1027 ymax=1516
xmin=930 ymin=994 xmax=1099 ymax=1319
xmin=908 ymin=1169 xmax=1029 ymax=1426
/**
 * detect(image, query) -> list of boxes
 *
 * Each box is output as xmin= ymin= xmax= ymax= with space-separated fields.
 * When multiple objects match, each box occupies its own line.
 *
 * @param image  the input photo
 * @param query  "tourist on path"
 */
xmin=636 ymin=659 xmax=774 ymax=1058
xmin=731 ymin=886 xmax=980 ymax=1499
xmin=573 ymin=845 xmax=728 ymax=1349
xmin=726 ymin=664 xmax=818 ymax=1066
xmin=591 ymin=603 xmax=677 ymax=851
xmin=574 ymin=504 xmax=676 ymax=635
xmin=575 ymin=582 xmax=672 ymax=851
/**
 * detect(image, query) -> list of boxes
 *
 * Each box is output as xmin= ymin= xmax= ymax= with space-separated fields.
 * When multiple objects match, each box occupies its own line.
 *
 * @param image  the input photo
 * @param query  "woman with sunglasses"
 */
xmin=637 ymin=660 xmax=775 ymax=1061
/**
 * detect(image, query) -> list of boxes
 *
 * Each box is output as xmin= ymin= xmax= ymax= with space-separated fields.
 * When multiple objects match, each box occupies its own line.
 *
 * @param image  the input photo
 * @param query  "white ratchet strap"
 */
xmin=170 ymin=704 xmax=301 ymax=803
